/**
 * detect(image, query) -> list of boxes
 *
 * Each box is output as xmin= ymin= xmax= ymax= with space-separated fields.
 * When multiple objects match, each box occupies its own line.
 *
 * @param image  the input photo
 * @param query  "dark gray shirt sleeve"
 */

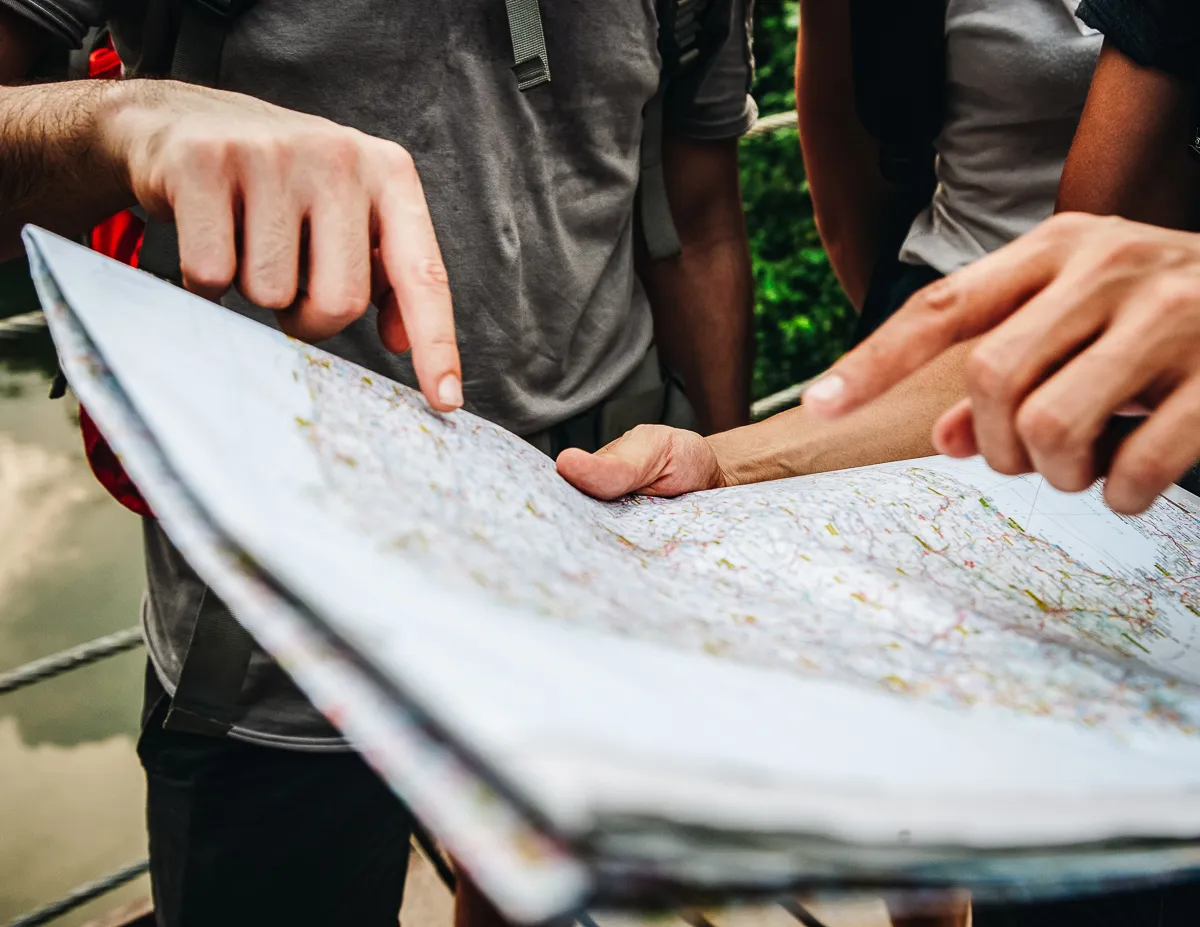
xmin=1077 ymin=0 xmax=1200 ymax=82
xmin=666 ymin=0 xmax=758 ymax=140
xmin=0 ymin=0 xmax=103 ymax=47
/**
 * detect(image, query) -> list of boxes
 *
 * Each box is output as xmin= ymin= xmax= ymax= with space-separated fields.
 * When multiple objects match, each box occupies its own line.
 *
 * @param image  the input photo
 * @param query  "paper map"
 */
xmin=26 ymin=228 xmax=1200 ymax=915
xmin=303 ymin=351 xmax=1200 ymax=734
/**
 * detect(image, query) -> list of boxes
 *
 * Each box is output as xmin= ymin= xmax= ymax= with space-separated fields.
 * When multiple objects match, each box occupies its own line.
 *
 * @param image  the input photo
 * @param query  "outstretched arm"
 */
xmin=0 ymin=8 xmax=461 ymax=411
xmin=798 ymin=214 xmax=1200 ymax=515
xmin=556 ymin=339 xmax=969 ymax=499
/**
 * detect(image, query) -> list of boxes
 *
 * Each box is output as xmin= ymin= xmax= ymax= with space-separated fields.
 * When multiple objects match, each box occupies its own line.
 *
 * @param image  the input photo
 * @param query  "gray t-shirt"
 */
xmin=900 ymin=0 xmax=1102 ymax=275
xmin=11 ymin=0 xmax=756 ymax=747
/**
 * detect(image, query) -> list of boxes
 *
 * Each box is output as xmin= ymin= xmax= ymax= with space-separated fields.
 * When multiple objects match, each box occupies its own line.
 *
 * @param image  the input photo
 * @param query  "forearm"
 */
xmin=645 ymin=232 xmax=753 ymax=434
xmin=796 ymin=0 xmax=895 ymax=310
xmin=0 ymin=79 xmax=135 ymax=260
xmin=710 ymin=341 xmax=972 ymax=485
xmin=1058 ymin=44 xmax=1200 ymax=229
xmin=642 ymin=135 xmax=753 ymax=434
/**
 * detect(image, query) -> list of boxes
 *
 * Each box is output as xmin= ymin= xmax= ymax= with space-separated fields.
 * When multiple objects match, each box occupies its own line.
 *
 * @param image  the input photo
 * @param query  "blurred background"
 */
xmin=0 ymin=6 xmax=853 ymax=923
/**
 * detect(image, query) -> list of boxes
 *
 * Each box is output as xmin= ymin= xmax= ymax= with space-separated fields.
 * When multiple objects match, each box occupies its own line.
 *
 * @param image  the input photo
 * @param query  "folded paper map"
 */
xmin=25 ymin=227 xmax=1200 ymax=920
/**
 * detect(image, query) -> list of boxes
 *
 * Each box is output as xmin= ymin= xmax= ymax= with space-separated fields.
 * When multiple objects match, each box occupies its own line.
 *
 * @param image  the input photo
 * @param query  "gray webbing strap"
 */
xmin=143 ymin=0 xmax=257 ymax=736
xmin=137 ymin=222 xmax=181 ymax=282
xmin=505 ymin=0 xmax=550 ymax=90
xmin=638 ymin=89 xmax=682 ymax=260
xmin=138 ymin=0 xmax=230 ymax=283
xmin=164 ymin=588 xmax=255 ymax=736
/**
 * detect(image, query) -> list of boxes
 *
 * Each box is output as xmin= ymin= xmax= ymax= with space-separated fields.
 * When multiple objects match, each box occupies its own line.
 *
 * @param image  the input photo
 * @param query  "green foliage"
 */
xmin=743 ymin=1 xmax=854 ymax=399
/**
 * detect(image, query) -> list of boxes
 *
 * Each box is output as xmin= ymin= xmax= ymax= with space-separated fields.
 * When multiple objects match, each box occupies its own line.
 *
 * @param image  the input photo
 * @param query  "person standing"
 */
xmin=796 ymin=0 xmax=1103 ymax=339
xmin=0 ymin=1 xmax=758 ymax=923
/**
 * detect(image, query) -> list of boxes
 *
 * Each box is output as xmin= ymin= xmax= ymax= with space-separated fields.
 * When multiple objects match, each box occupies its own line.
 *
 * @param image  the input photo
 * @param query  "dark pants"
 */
xmin=138 ymin=668 xmax=413 ymax=927
xmin=854 ymin=259 xmax=943 ymax=347
xmin=972 ymin=882 xmax=1200 ymax=927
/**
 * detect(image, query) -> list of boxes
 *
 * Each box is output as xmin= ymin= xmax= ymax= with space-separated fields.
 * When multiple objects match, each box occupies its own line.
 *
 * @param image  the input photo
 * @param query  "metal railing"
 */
xmin=6 ymin=861 xmax=150 ymax=927
xmin=0 ymin=311 xmax=47 ymax=338
xmin=0 ymin=627 xmax=143 ymax=696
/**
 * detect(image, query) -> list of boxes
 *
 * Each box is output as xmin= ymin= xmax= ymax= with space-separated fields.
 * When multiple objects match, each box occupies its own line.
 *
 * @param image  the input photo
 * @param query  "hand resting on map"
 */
xmin=557 ymin=425 xmax=730 ymax=499
xmin=558 ymin=340 xmax=971 ymax=499
xmin=567 ymin=215 xmax=1200 ymax=515
xmin=800 ymin=213 xmax=1200 ymax=515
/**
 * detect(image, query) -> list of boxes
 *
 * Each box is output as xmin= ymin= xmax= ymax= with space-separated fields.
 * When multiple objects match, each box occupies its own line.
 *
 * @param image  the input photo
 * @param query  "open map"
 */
xmin=303 ymin=351 xmax=1200 ymax=736
xmin=25 ymin=227 xmax=1200 ymax=914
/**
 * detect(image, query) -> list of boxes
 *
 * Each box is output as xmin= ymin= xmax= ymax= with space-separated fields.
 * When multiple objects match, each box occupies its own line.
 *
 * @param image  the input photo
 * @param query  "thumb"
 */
xmin=556 ymin=426 xmax=673 ymax=500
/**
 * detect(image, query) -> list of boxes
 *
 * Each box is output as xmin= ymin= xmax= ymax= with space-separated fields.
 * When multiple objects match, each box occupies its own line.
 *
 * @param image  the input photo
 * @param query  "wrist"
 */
xmin=706 ymin=412 xmax=819 ymax=488
xmin=706 ymin=432 xmax=738 ymax=488
xmin=92 ymin=79 xmax=147 ymax=198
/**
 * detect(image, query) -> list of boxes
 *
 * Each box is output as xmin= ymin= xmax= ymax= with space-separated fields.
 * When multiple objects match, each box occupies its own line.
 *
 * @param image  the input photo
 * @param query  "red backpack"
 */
xmin=80 ymin=35 xmax=154 ymax=518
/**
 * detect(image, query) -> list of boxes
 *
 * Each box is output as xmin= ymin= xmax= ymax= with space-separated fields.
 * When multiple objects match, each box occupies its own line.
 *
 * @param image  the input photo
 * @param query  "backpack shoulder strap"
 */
xmin=640 ymin=0 xmax=732 ymax=260
xmin=848 ymin=0 xmax=948 ymax=344
xmin=137 ymin=0 xmax=260 ymax=737
xmin=137 ymin=0 xmax=256 ymax=282
xmin=849 ymin=0 xmax=947 ymax=193
xmin=169 ymin=0 xmax=244 ymax=86
xmin=505 ymin=0 xmax=550 ymax=90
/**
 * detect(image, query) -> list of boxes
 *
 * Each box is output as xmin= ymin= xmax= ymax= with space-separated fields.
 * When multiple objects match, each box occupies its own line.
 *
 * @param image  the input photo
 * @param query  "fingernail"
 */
xmin=803 ymin=374 xmax=845 ymax=407
xmin=438 ymin=374 xmax=463 ymax=409
xmin=1114 ymin=401 xmax=1151 ymax=417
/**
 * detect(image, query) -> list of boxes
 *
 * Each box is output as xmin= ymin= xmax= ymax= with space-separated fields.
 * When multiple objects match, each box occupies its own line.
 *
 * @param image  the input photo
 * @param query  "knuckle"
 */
xmin=1097 ymin=235 xmax=1154 ymax=271
xmin=247 ymin=284 xmax=295 ymax=310
xmin=314 ymin=291 xmax=369 ymax=330
xmin=240 ymin=135 xmax=291 ymax=173
xmin=319 ymin=133 xmax=363 ymax=176
xmin=1044 ymin=469 xmax=1093 ymax=494
xmin=319 ymin=308 xmax=362 ymax=334
xmin=965 ymin=345 xmax=1017 ymax=403
xmin=1116 ymin=451 xmax=1173 ymax=497
xmin=1040 ymin=211 xmax=1092 ymax=239
xmin=988 ymin=451 xmax=1031 ymax=478
xmin=911 ymin=276 xmax=962 ymax=316
xmin=415 ymin=257 xmax=450 ymax=289
xmin=180 ymin=251 xmax=234 ymax=292
xmin=241 ymin=268 xmax=296 ymax=309
xmin=179 ymin=137 xmax=232 ymax=176
xmin=1015 ymin=402 xmax=1074 ymax=455
xmin=378 ymin=141 xmax=416 ymax=178
xmin=1145 ymin=275 xmax=1199 ymax=316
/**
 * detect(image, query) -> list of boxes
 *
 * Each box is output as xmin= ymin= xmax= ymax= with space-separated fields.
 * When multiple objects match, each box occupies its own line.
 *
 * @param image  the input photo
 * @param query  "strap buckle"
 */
xmin=505 ymin=0 xmax=551 ymax=91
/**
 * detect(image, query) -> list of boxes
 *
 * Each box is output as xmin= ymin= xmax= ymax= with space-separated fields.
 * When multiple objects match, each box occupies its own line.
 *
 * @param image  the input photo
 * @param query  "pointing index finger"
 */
xmin=803 ymin=220 xmax=1071 ymax=419
xmin=374 ymin=147 xmax=462 ymax=412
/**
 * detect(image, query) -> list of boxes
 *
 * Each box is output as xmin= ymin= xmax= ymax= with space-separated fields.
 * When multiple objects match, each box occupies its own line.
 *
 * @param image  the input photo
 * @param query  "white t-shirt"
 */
xmin=899 ymin=0 xmax=1103 ymax=275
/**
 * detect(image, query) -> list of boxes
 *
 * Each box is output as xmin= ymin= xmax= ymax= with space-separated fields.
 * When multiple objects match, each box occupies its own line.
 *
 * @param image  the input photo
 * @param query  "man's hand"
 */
xmin=557 ymin=425 xmax=728 ymax=499
xmin=802 ymin=213 xmax=1200 ymax=514
xmin=101 ymin=81 xmax=462 ymax=410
